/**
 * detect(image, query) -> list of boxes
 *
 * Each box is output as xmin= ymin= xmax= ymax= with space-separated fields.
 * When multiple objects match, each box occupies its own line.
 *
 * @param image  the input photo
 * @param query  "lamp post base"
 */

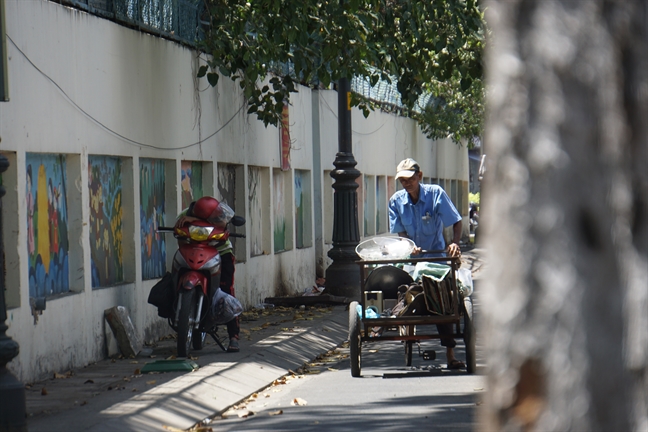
xmin=325 ymin=258 xmax=361 ymax=301
xmin=0 ymin=368 xmax=27 ymax=432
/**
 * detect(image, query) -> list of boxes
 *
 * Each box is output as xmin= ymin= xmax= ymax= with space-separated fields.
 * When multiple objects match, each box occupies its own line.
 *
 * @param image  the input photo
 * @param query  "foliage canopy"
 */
xmin=199 ymin=0 xmax=485 ymax=144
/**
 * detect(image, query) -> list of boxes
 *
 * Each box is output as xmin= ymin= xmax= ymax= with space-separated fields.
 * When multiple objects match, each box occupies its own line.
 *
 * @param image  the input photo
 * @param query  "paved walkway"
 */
xmin=25 ymin=305 xmax=349 ymax=432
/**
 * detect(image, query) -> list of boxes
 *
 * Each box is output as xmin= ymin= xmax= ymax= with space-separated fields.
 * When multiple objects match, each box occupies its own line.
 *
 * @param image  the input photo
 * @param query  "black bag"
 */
xmin=421 ymin=274 xmax=455 ymax=315
xmin=148 ymin=271 xmax=175 ymax=318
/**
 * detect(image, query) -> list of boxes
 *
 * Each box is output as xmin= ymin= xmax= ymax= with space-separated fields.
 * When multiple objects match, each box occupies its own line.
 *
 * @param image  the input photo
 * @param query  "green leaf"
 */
xmin=207 ymin=72 xmax=219 ymax=87
xmin=197 ymin=65 xmax=209 ymax=78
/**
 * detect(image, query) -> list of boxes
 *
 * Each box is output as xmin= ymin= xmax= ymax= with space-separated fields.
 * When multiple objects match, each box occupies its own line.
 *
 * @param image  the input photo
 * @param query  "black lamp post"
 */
xmin=0 ymin=155 xmax=27 ymax=431
xmin=324 ymin=77 xmax=361 ymax=300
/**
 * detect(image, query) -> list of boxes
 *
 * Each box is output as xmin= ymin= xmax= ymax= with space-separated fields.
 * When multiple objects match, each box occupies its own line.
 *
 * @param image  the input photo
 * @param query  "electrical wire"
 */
xmin=7 ymin=34 xmax=244 ymax=150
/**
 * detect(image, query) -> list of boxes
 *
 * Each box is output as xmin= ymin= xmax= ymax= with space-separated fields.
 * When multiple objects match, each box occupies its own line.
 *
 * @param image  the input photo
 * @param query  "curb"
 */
xmin=27 ymin=306 xmax=349 ymax=432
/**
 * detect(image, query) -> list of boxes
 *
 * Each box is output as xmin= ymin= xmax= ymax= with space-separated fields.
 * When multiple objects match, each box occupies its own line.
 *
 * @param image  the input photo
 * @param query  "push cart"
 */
xmin=349 ymin=253 xmax=476 ymax=377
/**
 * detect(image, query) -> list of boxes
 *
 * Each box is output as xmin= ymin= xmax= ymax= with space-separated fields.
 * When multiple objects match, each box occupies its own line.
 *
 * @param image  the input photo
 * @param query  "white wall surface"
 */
xmin=0 ymin=0 xmax=468 ymax=382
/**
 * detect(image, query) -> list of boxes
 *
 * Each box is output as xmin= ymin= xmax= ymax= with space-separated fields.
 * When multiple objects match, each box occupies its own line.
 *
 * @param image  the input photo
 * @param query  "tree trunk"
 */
xmin=481 ymin=1 xmax=647 ymax=430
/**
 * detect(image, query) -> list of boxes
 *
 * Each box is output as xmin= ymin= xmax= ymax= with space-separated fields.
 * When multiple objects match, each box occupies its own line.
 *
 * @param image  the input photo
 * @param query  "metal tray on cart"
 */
xmin=349 ymin=252 xmax=476 ymax=377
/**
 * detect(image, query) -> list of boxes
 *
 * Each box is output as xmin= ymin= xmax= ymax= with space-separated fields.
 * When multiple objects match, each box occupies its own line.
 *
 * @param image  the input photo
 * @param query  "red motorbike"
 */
xmin=155 ymin=205 xmax=245 ymax=358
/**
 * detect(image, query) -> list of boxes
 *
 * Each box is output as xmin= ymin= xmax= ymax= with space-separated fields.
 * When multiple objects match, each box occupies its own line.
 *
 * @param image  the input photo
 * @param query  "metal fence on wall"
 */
xmin=61 ymin=0 xmax=203 ymax=45
xmin=351 ymin=74 xmax=432 ymax=115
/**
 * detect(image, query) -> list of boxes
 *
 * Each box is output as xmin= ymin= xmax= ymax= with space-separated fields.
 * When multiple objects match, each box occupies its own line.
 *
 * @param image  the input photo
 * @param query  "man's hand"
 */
xmin=411 ymin=246 xmax=422 ymax=256
xmin=176 ymin=215 xmax=200 ymax=227
xmin=446 ymin=242 xmax=461 ymax=257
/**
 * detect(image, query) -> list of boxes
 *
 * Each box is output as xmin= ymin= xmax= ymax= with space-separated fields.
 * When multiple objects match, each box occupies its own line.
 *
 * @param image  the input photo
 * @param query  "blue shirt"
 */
xmin=388 ymin=184 xmax=461 ymax=256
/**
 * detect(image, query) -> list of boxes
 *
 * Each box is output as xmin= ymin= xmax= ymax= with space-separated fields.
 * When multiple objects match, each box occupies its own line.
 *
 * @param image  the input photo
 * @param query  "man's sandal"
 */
xmin=227 ymin=338 xmax=240 ymax=353
xmin=447 ymin=359 xmax=465 ymax=370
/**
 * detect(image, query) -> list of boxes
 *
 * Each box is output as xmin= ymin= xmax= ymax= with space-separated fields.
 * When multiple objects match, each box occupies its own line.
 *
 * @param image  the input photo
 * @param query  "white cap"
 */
xmin=395 ymin=158 xmax=420 ymax=179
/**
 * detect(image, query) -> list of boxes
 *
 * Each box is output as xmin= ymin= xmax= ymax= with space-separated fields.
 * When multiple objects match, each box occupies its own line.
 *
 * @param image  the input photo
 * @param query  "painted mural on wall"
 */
xmin=294 ymin=171 xmax=304 ymax=248
xmin=218 ymin=164 xmax=241 ymax=254
xmin=181 ymin=161 xmax=204 ymax=209
xmin=26 ymin=153 xmax=70 ymax=297
xmin=248 ymin=167 xmax=264 ymax=256
xmin=140 ymin=159 xmax=166 ymax=280
xmin=88 ymin=156 xmax=124 ymax=287
xmin=388 ymin=177 xmax=396 ymax=202
xmin=217 ymin=164 xmax=236 ymax=208
xmin=273 ymin=171 xmax=287 ymax=252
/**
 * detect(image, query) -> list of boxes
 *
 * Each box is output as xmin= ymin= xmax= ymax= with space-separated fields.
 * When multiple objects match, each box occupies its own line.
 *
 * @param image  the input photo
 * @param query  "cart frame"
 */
xmin=349 ymin=255 xmax=476 ymax=377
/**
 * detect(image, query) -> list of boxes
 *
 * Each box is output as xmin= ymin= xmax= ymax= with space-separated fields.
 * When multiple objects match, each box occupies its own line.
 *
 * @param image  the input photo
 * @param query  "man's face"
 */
xmin=398 ymin=172 xmax=421 ymax=195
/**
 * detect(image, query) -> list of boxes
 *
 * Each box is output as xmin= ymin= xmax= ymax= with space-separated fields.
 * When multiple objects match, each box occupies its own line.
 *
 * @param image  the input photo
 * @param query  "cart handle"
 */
xmin=418 ymin=249 xmax=447 ymax=255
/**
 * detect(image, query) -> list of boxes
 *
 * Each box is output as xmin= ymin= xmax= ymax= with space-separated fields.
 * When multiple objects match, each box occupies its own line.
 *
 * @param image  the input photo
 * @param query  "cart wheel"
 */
xmin=463 ymin=296 xmax=477 ymax=374
xmin=349 ymin=301 xmax=362 ymax=377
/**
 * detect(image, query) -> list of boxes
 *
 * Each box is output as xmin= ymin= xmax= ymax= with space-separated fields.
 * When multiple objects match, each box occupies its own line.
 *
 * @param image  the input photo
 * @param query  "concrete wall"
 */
xmin=0 ymin=0 xmax=469 ymax=382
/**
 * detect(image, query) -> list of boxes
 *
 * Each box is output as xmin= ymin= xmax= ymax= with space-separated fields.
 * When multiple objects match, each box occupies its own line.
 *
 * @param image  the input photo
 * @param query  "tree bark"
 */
xmin=481 ymin=1 xmax=647 ymax=430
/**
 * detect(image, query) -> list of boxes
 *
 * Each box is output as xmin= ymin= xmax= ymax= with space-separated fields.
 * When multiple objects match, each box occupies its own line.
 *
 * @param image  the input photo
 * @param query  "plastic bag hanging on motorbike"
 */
xmin=456 ymin=267 xmax=474 ymax=298
xmin=211 ymin=288 xmax=243 ymax=324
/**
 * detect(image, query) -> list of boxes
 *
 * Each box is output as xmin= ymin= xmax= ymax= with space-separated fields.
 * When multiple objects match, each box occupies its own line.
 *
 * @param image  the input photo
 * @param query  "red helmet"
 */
xmin=192 ymin=197 xmax=222 ymax=222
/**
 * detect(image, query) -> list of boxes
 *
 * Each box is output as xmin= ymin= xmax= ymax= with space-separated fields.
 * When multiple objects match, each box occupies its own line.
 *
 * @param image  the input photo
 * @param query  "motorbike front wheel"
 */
xmin=177 ymin=289 xmax=198 ymax=358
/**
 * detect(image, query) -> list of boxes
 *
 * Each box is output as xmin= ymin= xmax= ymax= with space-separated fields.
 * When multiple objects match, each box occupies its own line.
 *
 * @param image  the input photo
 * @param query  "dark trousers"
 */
xmin=437 ymin=324 xmax=457 ymax=348
xmin=219 ymin=252 xmax=239 ymax=339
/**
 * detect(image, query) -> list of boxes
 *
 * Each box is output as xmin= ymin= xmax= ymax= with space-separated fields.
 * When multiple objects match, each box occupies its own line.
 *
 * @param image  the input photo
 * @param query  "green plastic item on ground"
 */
xmin=141 ymin=359 xmax=199 ymax=374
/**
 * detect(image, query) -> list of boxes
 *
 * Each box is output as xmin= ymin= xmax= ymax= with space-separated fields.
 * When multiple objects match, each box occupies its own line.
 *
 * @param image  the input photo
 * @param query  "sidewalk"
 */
xmin=25 ymin=305 xmax=349 ymax=432
xmin=24 ymin=248 xmax=483 ymax=432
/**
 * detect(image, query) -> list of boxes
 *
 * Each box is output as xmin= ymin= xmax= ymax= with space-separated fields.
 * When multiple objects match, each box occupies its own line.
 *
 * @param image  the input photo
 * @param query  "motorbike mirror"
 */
xmin=231 ymin=215 xmax=246 ymax=227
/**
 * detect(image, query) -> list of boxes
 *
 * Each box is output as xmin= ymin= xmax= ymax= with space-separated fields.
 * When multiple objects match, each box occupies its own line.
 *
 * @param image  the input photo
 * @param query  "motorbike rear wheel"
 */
xmin=177 ymin=289 xmax=198 ymax=358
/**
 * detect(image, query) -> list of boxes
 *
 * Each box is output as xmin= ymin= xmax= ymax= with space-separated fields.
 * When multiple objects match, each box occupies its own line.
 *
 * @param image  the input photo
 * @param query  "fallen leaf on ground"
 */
xmin=238 ymin=410 xmax=254 ymax=418
xmin=41 ymin=388 xmax=48 ymax=396
xmin=84 ymin=379 xmax=94 ymax=384
xmin=327 ymin=367 xmax=339 ymax=372
xmin=272 ymin=377 xmax=287 ymax=385
xmin=291 ymin=398 xmax=308 ymax=406
xmin=146 ymin=380 xmax=157 ymax=385
xmin=221 ymin=409 xmax=236 ymax=418
xmin=134 ymin=368 xmax=141 ymax=375
xmin=269 ymin=410 xmax=283 ymax=416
